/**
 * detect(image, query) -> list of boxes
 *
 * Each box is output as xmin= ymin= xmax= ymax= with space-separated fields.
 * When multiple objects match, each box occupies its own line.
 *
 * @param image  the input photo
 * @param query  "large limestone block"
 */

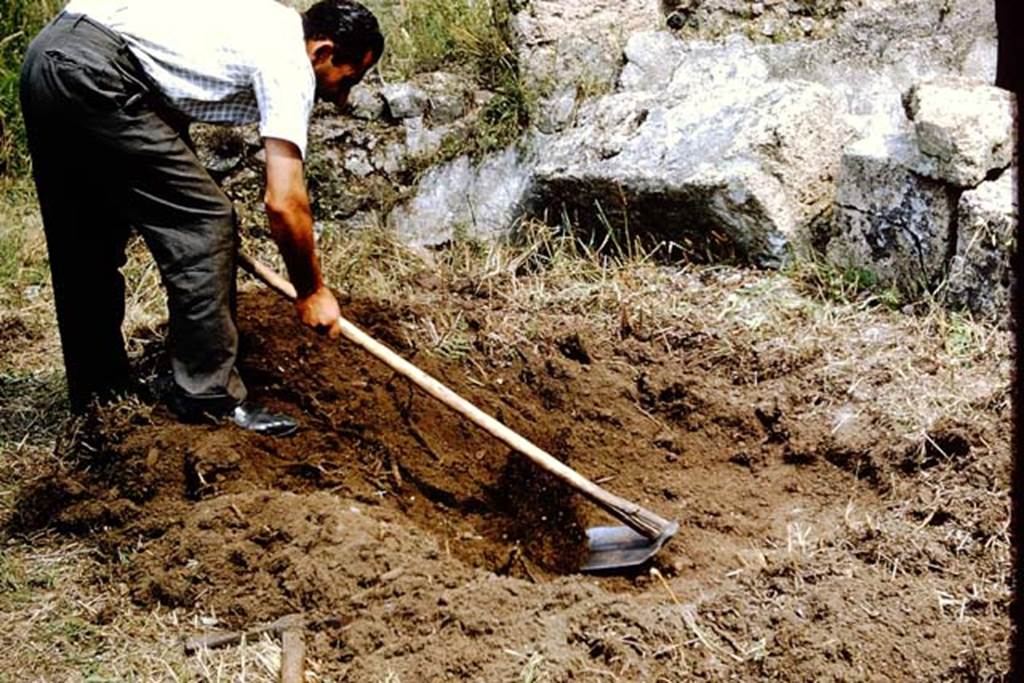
xmin=528 ymin=80 xmax=851 ymax=266
xmin=827 ymin=135 xmax=957 ymax=292
xmin=946 ymin=169 xmax=1017 ymax=320
xmin=387 ymin=144 xmax=536 ymax=246
xmin=620 ymin=33 xmax=769 ymax=95
xmin=905 ymin=78 xmax=1016 ymax=187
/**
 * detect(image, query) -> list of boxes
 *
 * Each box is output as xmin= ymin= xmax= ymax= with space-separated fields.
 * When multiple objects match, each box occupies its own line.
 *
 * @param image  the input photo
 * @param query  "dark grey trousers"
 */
xmin=19 ymin=12 xmax=247 ymax=413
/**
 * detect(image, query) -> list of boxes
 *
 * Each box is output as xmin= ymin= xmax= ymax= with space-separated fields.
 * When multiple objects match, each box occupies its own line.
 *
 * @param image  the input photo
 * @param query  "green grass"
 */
xmin=1 ymin=0 xmax=59 ymax=178
xmin=367 ymin=0 xmax=532 ymax=155
xmin=368 ymin=0 xmax=501 ymax=79
xmin=0 ymin=179 xmax=48 ymax=302
xmin=785 ymin=256 xmax=904 ymax=309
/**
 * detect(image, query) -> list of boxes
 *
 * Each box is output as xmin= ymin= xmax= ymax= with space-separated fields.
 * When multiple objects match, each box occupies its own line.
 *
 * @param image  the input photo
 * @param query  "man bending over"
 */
xmin=20 ymin=0 xmax=384 ymax=435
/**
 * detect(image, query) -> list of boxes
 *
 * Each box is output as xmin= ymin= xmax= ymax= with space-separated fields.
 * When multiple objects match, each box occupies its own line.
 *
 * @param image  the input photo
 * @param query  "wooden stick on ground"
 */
xmin=280 ymin=625 xmax=306 ymax=683
xmin=184 ymin=613 xmax=303 ymax=655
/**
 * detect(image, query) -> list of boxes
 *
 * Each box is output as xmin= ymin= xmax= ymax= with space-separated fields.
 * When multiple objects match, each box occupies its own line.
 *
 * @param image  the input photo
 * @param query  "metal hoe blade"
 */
xmin=582 ymin=521 xmax=680 ymax=572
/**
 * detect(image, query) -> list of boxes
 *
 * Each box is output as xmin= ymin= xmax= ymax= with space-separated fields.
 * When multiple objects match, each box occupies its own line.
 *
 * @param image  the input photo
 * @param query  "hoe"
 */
xmin=240 ymin=253 xmax=679 ymax=572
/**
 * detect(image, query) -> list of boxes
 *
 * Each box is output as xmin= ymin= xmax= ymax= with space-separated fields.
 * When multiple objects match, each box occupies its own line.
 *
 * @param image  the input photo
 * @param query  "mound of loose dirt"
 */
xmin=10 ymin=289 xmax=1010 ymax=680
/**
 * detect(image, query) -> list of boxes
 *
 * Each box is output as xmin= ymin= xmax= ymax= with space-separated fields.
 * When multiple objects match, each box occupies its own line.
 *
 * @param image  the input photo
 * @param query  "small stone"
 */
xmin=666 ymin=11 xmax=686 ymax=30
xmin=421 ymin=78 xmax=470 ymax=123
xmin=347 ymin=84 xmax=385 ymax=120
xmin=905 ymin=77 xmax=1015 ymax=187
xmin=343 ymin=148 xmax=374 ymax=177
xmin=371 ymin=141 xmax=408 ymax=176
xmin=473 ymin=90 xmax=496 ymax=108
xmin=536 ymin=87 xmax=577 ymax=134
xmin=751 ymin=3 xmax=765 ymax=16
xmin=404 ymin=117 xmax=449 ymax=159
xmin=798 ymin=17 xmax=815 ymax=33
xmin=382 ymin=82 xmax=428 ymax=120
xmin=946 ymin=169 xmax=1017 ymax=321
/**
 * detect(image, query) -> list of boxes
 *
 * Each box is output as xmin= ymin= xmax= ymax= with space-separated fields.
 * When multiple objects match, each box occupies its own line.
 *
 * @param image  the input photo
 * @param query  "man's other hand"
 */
xmin=295 ymin=285 xmax=343 ymax=338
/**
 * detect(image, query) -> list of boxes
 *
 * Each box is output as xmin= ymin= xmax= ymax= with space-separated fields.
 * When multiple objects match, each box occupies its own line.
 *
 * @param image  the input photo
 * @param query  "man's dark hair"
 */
xmin=303 ymin=0 xmax=385 ymax=67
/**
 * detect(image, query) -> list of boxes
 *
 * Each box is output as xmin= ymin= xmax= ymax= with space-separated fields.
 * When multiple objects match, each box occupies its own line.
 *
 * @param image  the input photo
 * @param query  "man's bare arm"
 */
xmin=263 ymin=137 xmax=341 ymax=335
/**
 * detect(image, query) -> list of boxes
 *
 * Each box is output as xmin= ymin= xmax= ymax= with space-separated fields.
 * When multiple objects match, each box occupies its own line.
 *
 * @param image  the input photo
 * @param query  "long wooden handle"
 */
xmin=238 ymin=253 xmax=674 ymax=539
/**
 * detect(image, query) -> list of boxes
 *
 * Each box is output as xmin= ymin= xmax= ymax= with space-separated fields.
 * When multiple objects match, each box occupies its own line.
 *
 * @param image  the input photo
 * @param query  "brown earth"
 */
xmin=9 ymin=288 xmax=1009 ymax=681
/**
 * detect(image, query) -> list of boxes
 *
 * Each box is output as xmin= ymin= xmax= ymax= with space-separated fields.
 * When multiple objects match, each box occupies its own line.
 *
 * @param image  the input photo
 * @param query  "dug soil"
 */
xmin=11 ymin=287 xmax=1009 ymax=680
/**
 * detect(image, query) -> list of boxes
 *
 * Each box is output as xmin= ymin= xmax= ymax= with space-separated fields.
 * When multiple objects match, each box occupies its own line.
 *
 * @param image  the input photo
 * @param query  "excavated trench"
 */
xmin=8 ymin=290 xmax=1006 ymax=679
xmin=14 ymin=292 xmax=840 ymax=583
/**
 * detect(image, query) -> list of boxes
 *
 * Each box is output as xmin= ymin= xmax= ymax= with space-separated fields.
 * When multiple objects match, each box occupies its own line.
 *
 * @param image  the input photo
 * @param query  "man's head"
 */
xmin=303 ymin=0 xmax=384 ymax=107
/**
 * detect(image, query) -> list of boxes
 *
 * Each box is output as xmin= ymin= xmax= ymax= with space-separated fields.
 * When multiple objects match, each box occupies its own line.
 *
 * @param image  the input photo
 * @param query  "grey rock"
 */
xmin=382 ymin=82 xmax=429 ymax=120
xmin=622 ymin=33 xmax=770 ymax=96
xmin=536 ymin=87 xmax=578 ymax=134
xmin=619 ymin=31 xmax=688 ymax=92
xmin=371 ymin=141 xmax=408 ymax=176
xmin=511 ymin=0 xmax=659 ymax=131
xmin=343 ymin=148 xmax=375 ymax=177
xmin=529 ymin=80 xmax=852 ymax=266
xmin=761 ymin=0 xmax=997 ymax=135
xmin=388 ymin=143 xmax=538 ymax=246
xmin=473 ymin=90 xmax=497 ymax=108
xmin=905 ymin=77 xmax=1016 ymax=187
xmin=347 ymin=84 xmax=385 ymax=121
xmin=827 ymin=134 xmax=957 ymax=292
xmin=621 ymin=1 xmax=997 ymax=140
xmin=404 ymin=117 xmax=452 ymax=160
xmin=946 ymin=168 xmax=1017 ymax=321
xmin=411 ymin=71 xmax=472 ymax=125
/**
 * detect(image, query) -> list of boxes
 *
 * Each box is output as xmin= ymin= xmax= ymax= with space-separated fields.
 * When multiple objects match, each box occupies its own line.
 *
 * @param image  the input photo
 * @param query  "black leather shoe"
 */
xmin=231 ymin=402 xmax=299 ymax=436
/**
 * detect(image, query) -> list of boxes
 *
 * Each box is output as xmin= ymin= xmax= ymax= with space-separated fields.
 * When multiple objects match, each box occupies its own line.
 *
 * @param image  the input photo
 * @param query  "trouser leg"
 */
xmin=27 ymin=131 xmax=133 ymax=411
xmin=19 ymin=13 xmax=246 ymax=415
xmin=20 ymin=20 xmax=133 ymax=411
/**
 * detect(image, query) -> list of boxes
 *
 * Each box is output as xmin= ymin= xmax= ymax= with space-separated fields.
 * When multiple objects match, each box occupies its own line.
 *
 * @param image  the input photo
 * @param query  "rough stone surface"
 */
xmin=510 ymin=0 xmax=660 ymax=132
xmin=343 ymin=148 xmax=375 ymax=178
xmin=347 ymin=84 xmax=385 ymax=121
xmin=827 ymin=134 xmax=958 ymax=292
xmin=410 ymin=71 xmax=474 ymax=125
xmin=946 ymin=169 xmax=1017 ymax=320
xmin=528 ymin=80 xmax=852 ymax=266
xmin=370 ymin=140 xmax=408 ymax=177
xmin=382 ymin=82 xmax=429 ymax=120
xmin=388 ymin=143 xmax=537 ymax=246
xmin=905 ymin=77 xmax=1016 ymax=187
xmin=760 ymin=0 xmax=997 ymax=135
xmin=403 ymin=117 xmax=449 ymax=160
xmin=661 ymin=0 xmax=851 ymax=41
xmin=621 ymin=32 xmax=772 ymax=98
xmin=620 ymin=1 xmax=997 ymax=139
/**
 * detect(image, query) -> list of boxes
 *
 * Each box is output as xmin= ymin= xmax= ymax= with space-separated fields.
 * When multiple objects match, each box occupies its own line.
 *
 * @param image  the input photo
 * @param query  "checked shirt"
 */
xmin=64 ymin=0 xmax=316 ymax=157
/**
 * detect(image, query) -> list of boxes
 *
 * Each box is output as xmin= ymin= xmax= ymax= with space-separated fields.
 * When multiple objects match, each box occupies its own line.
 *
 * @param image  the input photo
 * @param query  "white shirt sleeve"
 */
xmin=251 ymin=42 xmax=315 ymax=159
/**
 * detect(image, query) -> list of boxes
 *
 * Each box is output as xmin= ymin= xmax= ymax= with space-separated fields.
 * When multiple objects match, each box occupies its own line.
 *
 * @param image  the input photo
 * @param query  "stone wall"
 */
xmin=197 ymin=0 xmax=1014 ymax=320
